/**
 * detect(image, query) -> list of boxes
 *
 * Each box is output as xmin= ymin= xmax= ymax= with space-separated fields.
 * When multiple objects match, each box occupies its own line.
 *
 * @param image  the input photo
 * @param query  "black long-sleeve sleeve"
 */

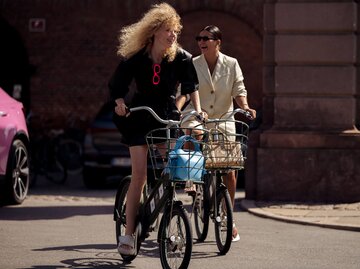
xmin=108 ymin=59 xmax=134 ymax=101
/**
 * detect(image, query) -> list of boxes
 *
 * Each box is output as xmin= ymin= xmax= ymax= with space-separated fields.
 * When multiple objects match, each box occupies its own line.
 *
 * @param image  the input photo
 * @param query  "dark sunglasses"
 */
xmin=195 ymin=36 xmax=216 ymax=42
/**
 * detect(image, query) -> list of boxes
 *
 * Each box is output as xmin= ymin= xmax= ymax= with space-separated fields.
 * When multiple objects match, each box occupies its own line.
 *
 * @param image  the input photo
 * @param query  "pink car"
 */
xmin=0 ymin=88 xmax=30 ymax=205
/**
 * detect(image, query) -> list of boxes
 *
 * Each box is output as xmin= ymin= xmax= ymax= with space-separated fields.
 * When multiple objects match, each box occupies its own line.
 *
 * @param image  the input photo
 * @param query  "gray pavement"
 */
xmin=28 ymin=174 xmax=360 ymax=233
xmin=178 ymin=189 xmax=360 ymax=232
xmin=240 ymin=198 xmax=360 ymax=232
xmin=5 ymin=185 xmax=360 ymax=269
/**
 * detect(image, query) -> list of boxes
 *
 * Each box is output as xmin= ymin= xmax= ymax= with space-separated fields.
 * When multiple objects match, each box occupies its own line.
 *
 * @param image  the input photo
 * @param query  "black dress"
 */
xmin=109 ymin=48 xmax=199 ymax=146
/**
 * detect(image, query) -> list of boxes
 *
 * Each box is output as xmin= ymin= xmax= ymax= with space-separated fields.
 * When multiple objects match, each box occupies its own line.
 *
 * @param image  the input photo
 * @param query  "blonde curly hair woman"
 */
xmin=109 ymin=2 xmax=205 ymax=256
xmin=117 ymin=2 xmax=180 ymax=61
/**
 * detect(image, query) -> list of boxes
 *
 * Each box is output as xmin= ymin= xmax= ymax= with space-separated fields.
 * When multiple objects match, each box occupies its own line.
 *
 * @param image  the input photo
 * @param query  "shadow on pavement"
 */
xmin=27 ymin=241 xmax=160 ymax=269
xmin=0 ymin=205 xmax=113 ymax=221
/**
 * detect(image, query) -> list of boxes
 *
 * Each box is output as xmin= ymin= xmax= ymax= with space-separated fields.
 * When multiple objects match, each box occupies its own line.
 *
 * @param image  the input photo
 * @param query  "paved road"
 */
xmin=1 ymin=175 xmax=360 ymax=269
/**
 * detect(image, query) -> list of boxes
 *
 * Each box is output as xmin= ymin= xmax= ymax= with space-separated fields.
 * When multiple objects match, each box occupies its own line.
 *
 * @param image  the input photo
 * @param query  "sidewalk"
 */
xmin=29 ymin=176 xmax=360 ymax=232
xmin=240 ymin=199 xmax=360 ymax=232
xmin=180 ymin=190 xmax=360 ymax=232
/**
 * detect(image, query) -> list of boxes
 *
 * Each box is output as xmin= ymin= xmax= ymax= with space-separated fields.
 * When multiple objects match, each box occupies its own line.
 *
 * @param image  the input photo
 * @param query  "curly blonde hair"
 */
xmin=117 ymin=2 xmax=182 ymax=62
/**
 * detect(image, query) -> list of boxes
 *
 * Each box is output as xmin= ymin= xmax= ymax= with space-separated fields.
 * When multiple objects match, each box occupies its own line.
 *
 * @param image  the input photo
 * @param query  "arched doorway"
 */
xmin=0 ymin=17 xmax=32 ymax=114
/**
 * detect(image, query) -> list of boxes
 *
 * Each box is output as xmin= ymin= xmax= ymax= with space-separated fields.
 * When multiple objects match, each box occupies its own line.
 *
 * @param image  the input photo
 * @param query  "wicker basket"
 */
xmin=202 ymin=123 xmax=248 ymax=170
xmin=205 ymin=140 xmax=244 ymax=169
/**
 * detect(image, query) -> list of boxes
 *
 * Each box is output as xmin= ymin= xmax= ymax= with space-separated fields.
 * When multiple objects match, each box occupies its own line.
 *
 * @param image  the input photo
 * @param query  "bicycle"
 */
xmin=55 ymin=119 xmax=84 ymax=177
xmin=191 ymin=108 xmax=252 ymax=255
xmin=27 ymin=112 xmax=83 ymax=186
xmin=113 ymin=106 xmax=206 ymax=269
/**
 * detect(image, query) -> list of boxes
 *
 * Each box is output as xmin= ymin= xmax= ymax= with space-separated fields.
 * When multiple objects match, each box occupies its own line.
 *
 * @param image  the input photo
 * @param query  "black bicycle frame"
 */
xmin=137 ymin=178 xmax=175 ymax=240
xmin=206 ymin=172 xmax=228 ymax=214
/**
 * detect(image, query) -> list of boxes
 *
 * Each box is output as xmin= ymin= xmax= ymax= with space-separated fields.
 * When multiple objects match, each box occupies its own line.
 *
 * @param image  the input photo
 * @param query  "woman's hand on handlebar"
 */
xmin=180 ymin=110 xmax=208 ymax=124
xmin=245 ymin=108 xmax=256 ymax=120
xmin=115 ymin=98 xmax=129 ymax=117
xmin=198 ymin=111 xmax=208 ymax=122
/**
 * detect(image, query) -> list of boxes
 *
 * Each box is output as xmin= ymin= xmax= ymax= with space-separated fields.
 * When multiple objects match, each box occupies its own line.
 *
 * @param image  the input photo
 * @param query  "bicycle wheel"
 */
xmin=214 ymin=188 xmax=233 ymax=255
xmin=45 ymin=162 xmax=66 ymax=184
xmin=114 ymin=177 xmax=140 ymax=262
xmin=44 ymin=148 xmax=67 ymax=184
xmin=36 ymin=137 xmax=66 ymax=184
xmin=193 ymin=184 xmax=210 ymax=242
xmin=159 ymin=203 xmax=193 ymax=269
xmin=56 ymin=138 xmax=83 ymax=175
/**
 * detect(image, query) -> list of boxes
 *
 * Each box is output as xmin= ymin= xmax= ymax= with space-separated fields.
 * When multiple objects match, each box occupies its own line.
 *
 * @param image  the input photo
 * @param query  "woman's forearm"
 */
xmin=175 ymin=95 xmax=188 ymax=111
xmin=189 ymin=91 xmax=202 ymax=112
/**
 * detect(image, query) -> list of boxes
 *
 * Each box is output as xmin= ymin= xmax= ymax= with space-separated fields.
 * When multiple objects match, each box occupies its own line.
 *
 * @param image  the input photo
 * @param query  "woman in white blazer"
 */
xmin=179 ymin=25 xmax=256 ymax=242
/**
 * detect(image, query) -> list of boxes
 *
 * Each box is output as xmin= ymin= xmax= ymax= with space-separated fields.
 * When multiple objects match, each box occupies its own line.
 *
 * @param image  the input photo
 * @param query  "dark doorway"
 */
xmin=0 ymin=17 xmax=32 ymax=114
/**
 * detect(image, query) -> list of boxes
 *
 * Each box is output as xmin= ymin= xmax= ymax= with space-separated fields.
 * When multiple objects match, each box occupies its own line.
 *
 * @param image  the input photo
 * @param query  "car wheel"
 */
xmin=3 ymin=139 xmax=30 ymax=205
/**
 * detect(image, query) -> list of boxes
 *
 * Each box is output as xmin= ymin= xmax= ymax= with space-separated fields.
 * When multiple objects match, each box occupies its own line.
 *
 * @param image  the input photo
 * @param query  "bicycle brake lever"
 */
xmin=245 ymin=110 xmax=253 ymax=120
xmin=125 ymin=107 xmax=131 ymax=117
xmin=195 ymin=114 xmax=204 ymax=123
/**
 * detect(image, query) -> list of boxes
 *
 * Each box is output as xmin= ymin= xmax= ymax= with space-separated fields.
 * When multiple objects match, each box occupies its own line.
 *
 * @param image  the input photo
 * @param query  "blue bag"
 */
xmin=167 ymin=135 xmax=205 ymax=183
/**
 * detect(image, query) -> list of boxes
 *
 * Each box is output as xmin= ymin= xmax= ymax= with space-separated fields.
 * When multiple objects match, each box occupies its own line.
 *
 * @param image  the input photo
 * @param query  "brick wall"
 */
xmin=0 ymin=0 xmax=263 ymax=130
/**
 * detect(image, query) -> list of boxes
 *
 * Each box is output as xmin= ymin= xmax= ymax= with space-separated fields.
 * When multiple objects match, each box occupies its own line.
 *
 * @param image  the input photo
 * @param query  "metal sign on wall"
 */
xmin=29 ymin=18 xmax=46 ymax=32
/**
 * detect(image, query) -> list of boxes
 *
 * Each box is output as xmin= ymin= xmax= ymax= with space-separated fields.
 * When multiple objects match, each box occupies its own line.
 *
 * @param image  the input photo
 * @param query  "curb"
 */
xmin=240 ymin=199 xmax=360 ymax=232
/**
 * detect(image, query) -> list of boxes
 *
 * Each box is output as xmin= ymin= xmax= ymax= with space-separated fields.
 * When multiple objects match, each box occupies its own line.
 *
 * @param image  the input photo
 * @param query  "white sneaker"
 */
xmin=232 ymin=223 xmax=240 ymax=242
xmin=117 ymin=234 xmax=136 ymax=255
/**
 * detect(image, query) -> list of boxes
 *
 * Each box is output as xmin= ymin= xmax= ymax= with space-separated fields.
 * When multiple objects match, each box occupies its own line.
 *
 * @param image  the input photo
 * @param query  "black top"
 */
xmin=108 ymin=47 xmax=199 ymax=146
xmin=109 ymin=47 xmax=198 ymax=119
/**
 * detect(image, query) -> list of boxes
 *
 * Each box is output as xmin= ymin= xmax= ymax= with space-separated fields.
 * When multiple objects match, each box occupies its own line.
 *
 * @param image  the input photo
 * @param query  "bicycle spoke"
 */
xmin=160 ymin=205 xmax=192 ymax=269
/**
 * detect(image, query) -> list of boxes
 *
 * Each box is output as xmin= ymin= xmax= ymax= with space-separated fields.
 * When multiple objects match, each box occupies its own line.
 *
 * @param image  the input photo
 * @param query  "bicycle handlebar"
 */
xmin=222 ymin=108 xmax=253 ymax=120
xmin=130 ymin=106 xmax=173 ymax=125
xmin=129 ymin=106 xmax=203 ymax=127
xmin=204 ymin=108 xmax=253 ymax=125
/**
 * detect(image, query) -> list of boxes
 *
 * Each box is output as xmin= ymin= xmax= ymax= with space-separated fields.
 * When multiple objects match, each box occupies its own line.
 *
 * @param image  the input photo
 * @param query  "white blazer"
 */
xmin=183 ymin=52 xmax=247 ymax=135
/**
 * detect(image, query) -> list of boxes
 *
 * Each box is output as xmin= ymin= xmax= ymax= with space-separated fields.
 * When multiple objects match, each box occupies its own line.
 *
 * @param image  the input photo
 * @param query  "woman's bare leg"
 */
xmin=125 ymin=145 xmax=148 ymax=236
xmin=224 ymin=170 xmax=236 ymax=208
xmin=224 ymin=170 xmax=239 ymax=239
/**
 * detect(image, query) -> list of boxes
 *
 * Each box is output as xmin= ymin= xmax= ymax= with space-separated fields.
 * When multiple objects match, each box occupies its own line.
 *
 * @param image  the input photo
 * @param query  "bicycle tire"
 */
xmin=40 ymin=138 xmax=67 ymax=184
xmin=214 ymin=188 xmax=233 ymax=255
xmin=45 ymin=158 xmax=67 ymax=184
xmin=29 ymin=137 xmax=63 ymax=185
xmin=193 ymin=184 xmax=210 ymax=242
xmin=56 ymin=139 xmax=83 ymax=174
xmin=114 ymin=177 xmax=141 ymax=262
xmin=159 ymin=203 xmax=193 ymax=269
xmin=45 ymin=160 xmax=68 ymax=184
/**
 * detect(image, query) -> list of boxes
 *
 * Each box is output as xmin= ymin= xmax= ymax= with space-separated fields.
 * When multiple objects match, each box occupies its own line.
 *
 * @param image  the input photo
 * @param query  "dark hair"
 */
xmin=201 ymin=25 xmax=222 ymax=41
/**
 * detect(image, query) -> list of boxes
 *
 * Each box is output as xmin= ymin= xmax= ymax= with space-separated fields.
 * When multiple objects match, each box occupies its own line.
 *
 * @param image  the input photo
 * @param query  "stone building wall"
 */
xmin=245 ymin=0 xmax=360 ymax=203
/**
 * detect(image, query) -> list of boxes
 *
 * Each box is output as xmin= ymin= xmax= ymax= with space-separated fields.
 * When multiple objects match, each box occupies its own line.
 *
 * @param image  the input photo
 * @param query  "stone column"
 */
xmin=246 ymin=0 xmax=360 ymax=203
